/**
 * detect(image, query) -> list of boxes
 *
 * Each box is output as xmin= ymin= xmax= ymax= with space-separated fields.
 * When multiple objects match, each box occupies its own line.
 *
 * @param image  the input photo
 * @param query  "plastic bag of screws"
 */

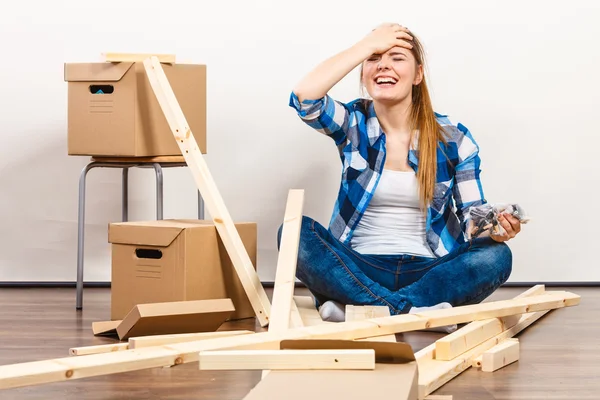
xmin=465 ymin=203 xmax=531 ymax=240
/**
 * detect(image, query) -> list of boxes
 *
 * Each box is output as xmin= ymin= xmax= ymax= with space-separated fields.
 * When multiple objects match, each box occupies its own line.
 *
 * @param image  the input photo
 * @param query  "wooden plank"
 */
xmin=293 ymin=296 xmax=332 ymax=326
xmin=435 ymin=285 xmax=545 ymax=360
xmin=289 ymin=299 xmax=304 ymax=329
xmin=102 ymin=52 xmax=176 ymax=63
xmin=142 ymin=56 xmax=271 ymax=327
xmin=129 ymin=330 xmax=254 ymax=349
xmin=198 ymin=349 xmax=376 ymax=371
xmin=346 ymin=305 xmax=396 ymax=342
xmin=424 ymin=396 xmax=453 ymax=400
xmin=416 ymin=286 xmax=552 ymax=398
xmin=69 ymin=343 xmax=129 ymax=356
xmin=0 ymin=291 xmax=580 ymax=389
xmin=268 ymin=189 xmax=304 ymax=333
xmin=480 ymin=338 xmax=520 ymax=372
xmin=418 ymin=310 xmax=544 ymax=398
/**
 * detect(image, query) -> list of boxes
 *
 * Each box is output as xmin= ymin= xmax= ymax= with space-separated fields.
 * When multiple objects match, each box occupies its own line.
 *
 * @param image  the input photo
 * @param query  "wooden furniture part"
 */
xmin=142 ymin=56 xmax=271 ymax=327
xmin=415 ymin=285 xmax=549 ymax=398
xmin=70 ymin=330 xmax=254 ymax=356
xmin=293 ymin=296 xmax=332 ymax=326
xmin=474 ymin=338 xmax=520 ymax=372
xmin=102 ymin=53 xmax=176 ymax=63
xmin=268 ymin=189 xmax=304 ymax=333
xmin=0 ymin=291 xmax=580 ymax=389
xmin=434 ymin=285 xmax=545 ymax=361
xmin=198 ymin=349 xmax=376 ymax=371
xmin=346 ymin=305 xmax=396 ymax=342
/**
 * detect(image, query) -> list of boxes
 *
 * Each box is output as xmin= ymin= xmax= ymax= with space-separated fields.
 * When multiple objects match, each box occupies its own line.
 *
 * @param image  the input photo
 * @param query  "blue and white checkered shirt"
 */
xmin=289 ymin=92 xmax=487 ymax=258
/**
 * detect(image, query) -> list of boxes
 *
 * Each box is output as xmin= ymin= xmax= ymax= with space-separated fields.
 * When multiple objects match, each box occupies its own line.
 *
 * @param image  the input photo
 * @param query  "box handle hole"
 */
xmin=89 ymin=85 xmax=114 ymax=94
xmin=135 ymin=249 xmax=163 ymax=259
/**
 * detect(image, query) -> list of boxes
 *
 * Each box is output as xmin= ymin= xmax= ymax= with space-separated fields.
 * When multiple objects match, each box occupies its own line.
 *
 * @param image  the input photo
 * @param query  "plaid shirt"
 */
xmin=289 ymin=92 xmax=487 ymax=257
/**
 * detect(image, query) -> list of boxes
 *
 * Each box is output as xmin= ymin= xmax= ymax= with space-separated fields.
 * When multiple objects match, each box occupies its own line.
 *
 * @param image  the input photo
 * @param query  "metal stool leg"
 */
xmin=76 ymin=162 xmax=98 ymax=310
xmin=122 ymin=168 xmax=129 ymax=222
xmin=153 ymin=163 xmax=164 ymax=220
xmin=198 ymin=190 xmax=205 ymax=220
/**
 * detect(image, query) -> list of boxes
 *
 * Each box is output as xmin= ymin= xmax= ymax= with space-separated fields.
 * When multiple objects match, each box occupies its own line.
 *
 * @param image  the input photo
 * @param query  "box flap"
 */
xmin=64 ymin=62 xmax=134 ymax=82
xmin=108 ymin=223 xmax=186 ymax=247
xmin=116 ymin=299 xmax=235 ymax=340
xmin=280 ymin=339 xmax=416 ymax=363
xmin=92 ymin=320 xmax=122 ymax=337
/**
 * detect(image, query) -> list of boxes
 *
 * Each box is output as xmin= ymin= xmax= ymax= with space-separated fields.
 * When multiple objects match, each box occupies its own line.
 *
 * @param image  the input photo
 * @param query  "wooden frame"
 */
xmin=142 ymin=56 xmax=271 ymax=327
xmin=0 ymin=291 xmax=579 ymax=389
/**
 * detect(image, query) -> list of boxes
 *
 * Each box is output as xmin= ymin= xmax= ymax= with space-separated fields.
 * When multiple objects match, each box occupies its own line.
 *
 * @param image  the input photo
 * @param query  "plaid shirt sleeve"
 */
xmin=451 ymin=122 xmax=487 ymax=230
xmin=289 ymin=92 xmax=352 ymax=149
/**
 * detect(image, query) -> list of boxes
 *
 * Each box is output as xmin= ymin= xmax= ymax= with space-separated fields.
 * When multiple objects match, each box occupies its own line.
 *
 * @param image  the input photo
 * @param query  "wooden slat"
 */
xmin=198 ymin=349 xmax=376 ymax=371
xmin=268 ymin=189 xmax=304 ymax=333
xmin=293 ymin=296 xmax=332 ymax=326
xmin=129 ymin=330 xmax=254 ymax=349
xmin=416 ymin=286 xmax=550 ymax=398
xmin=102 ymin=52 xmax=176 ymax=63
xmin=69 ymin=343 xmax=129 ymax=356
xmin=142 ymin=56 xmax=271 ymax=327
xmin=0 ymin=291 xmax=580 ymax=389
xmin=346 ymin=305 xmax=396 ymax=342
xmin=289 ymin=299 xmax=304 ymax=329
xmin=480 ymin=338 xmax=520 ymax=372
xmin=435 ymin=284 xmax=545 ymax=360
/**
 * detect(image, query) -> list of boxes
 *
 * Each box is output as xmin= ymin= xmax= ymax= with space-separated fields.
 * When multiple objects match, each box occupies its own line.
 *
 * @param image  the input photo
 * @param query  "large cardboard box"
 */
xmin=108 ymin=219 xmax=256 ymax=321
xmin=63 ymin=61 xmax=206 ymax=156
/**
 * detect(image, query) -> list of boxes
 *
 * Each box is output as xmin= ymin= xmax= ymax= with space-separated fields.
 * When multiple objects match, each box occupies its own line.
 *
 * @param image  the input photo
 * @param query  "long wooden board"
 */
xmin=0 ymin=291 xmax=579 ymax=389
xmin=268 ymin=189 xmax=304 ymax=333
xmin=198 ymin=349 xmax=376 ymax=371
xmin=143 ymin=56 xmax=271 ymax=327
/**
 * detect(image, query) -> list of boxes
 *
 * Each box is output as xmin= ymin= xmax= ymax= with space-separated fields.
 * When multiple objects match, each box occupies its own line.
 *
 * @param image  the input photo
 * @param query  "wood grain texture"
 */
xmin=0 ymin=287 xmax=597 ymax=399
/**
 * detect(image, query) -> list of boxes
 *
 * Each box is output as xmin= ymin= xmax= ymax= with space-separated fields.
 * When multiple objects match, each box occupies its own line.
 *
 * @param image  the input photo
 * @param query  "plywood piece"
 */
xmin=143 ymin=55 xmax=271 ymax=327
xmin=102 ymin=52 xmax=176 ymax=63
xmin=481 ymin=338 xmax=520 ymax=372
xmin=0 ymin=291 xmax=579 ymax=389
xmin=435 ymin=284 xmax=545 ymax=360
xmin=198 ymin=349 xmax=376 ymax=371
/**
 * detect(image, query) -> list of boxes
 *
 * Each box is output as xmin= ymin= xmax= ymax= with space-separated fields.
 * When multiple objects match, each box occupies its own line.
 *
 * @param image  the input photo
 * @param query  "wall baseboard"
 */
xmin=0 ymin=281 xmax=599 ymax=288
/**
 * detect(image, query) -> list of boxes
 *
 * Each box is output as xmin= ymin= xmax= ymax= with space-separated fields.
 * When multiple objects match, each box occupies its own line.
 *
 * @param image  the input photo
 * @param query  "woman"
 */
xmin=280 ymin=23 xmax=521 ymax=330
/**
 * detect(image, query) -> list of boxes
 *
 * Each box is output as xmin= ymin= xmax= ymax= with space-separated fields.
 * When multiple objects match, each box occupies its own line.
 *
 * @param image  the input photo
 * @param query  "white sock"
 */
xmin=409 ymin=302 xmax=458 ymax=333
xmin=318 ymin=300 xmax=346 ymax=322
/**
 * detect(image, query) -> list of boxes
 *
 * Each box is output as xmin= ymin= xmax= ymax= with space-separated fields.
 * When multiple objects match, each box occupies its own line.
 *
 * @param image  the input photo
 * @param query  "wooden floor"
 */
xmin=0 ymin=286 xmax=597 ymax=399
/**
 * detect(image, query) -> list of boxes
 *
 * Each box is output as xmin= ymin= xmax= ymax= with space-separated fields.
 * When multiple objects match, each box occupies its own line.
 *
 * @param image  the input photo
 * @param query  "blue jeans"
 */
xmin=277 ymin=216 xmax=512 ymax=315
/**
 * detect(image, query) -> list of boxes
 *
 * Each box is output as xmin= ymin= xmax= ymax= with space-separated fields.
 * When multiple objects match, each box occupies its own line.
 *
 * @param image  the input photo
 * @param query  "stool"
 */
xmin=76 ymin=155 xmax=205 ymax=310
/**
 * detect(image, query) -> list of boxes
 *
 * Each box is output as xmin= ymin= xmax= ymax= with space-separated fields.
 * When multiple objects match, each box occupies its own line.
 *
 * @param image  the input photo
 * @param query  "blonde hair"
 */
xmin=360 ymin=32 xmax=448 ymax=210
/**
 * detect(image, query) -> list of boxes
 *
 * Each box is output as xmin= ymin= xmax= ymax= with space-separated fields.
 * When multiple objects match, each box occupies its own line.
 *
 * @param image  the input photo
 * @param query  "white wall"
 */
xmin=0 ymin=0 xmax=598 ymax=284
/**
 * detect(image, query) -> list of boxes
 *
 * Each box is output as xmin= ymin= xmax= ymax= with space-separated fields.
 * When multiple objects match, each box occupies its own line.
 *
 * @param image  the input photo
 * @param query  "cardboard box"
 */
xmin=108 ymin=219 xmax=257 ymax=321
xmin=243 ymin=339 xmax=419 ymax=400
xmin=64 ymin=61 xmax=206 ymax=156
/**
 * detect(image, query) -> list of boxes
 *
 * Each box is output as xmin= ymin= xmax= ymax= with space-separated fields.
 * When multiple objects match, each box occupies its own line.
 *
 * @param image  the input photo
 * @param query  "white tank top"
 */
xmin=350 ymin=168 xmax=435 ymax=257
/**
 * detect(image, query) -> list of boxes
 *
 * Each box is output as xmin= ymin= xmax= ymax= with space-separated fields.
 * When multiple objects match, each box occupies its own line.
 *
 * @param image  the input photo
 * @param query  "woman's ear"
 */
xmin=413 ymin=64 xmax=424 ymax=85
